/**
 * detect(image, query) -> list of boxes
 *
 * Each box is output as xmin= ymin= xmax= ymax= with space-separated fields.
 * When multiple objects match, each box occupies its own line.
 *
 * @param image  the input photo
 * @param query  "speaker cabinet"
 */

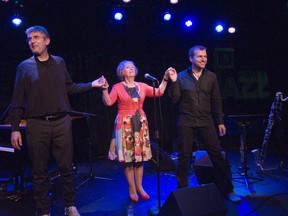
xmin=159 ymin=183 xmax=227 ymax=216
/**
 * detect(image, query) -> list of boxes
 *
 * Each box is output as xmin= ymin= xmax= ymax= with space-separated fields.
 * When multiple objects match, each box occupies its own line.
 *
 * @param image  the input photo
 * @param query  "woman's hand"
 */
xmin=92 ymin=75 xmax=107 ymax=88
xmin=165 ymin=67 xmax=177 ymax=82
xmin=102 ymin=80 xmax=109 ymax=89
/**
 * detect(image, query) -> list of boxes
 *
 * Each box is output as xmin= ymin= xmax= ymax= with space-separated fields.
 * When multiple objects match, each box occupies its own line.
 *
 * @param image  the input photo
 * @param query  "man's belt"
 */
xmin=30 ymin=113 xmax=67 ymax=121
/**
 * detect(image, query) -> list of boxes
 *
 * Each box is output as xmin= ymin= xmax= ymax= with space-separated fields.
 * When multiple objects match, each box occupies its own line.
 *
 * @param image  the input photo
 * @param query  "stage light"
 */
xmin=12 ymin=17 xmax=22 ymax=26
xmin=228 ymin=27 xmax=236 ymax=33
xmin=185 ymin=20 xmax=193 ymax=27
xmin=114 ymin=12 xmax=123 ymax=21
xmin=163 ymin=12 xmax=172 ymax=21
xmin=170 ymin=0 xmax=178 ymax=4
xmin=123 ymin=0 xmax=131 ymax=3
xmin=9 ymin=0 xmax=23 ymax=26
xmin=215 ymin=24 xmax=224 ymax=33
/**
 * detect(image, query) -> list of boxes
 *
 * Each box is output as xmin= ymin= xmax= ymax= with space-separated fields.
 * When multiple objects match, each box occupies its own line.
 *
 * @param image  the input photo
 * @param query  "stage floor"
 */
xmin=0 ymin=149 xmax=287 ymax=216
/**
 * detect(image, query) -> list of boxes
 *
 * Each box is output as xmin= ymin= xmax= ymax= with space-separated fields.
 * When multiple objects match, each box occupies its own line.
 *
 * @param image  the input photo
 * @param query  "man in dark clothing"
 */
xmin=9 ymin=26 xmax=106 ymax=216
xmin=168 ymin=45 xmax=241 ymax=202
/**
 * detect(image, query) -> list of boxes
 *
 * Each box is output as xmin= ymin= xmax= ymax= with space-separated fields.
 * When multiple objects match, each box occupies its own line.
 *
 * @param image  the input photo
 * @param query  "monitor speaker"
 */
xmin=158 ymin=183 xmax=227 ymax=216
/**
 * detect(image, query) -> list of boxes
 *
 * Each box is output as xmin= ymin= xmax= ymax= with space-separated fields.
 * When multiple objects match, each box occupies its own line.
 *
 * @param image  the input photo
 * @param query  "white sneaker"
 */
xmin=65 ymin=206 xmax=81 ymax=216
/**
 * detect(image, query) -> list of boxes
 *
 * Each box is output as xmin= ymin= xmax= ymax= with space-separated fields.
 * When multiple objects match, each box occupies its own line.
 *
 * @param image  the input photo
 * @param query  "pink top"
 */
xmin=106 ymin=81 xmax=163 ymax=116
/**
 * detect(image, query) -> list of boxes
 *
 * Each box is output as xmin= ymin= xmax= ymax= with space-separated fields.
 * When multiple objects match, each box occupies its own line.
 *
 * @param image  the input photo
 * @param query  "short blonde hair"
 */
xmin=116 ymin=60 xmax=138 ymax=80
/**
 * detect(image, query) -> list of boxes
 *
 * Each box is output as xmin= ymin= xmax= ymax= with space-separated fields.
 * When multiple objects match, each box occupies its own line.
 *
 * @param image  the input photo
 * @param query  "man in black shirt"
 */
xmin=169 ymin=45 xmax=241 ymax=202
xmin=9 ymin=26 xmax=105 ymax=216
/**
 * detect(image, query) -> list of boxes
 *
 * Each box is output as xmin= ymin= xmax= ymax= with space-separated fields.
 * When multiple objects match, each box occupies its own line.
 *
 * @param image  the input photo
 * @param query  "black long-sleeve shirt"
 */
xmin=9 ymin=55 xmax=93 ymax=131
xmin=169 ymin=67 xmax=224 ymax=127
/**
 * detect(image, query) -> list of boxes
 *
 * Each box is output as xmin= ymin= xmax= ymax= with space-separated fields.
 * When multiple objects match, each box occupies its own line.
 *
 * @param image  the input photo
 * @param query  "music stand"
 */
xmin=227 ymin=114 xmax=263 ymax=192
xmin=71 ymin=110 xmax=114 ymax=190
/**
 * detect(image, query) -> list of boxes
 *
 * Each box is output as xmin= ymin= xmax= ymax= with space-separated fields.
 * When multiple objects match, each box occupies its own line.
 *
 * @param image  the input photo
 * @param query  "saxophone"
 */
xmin=252 ymin=92 xmax=282 ymax=170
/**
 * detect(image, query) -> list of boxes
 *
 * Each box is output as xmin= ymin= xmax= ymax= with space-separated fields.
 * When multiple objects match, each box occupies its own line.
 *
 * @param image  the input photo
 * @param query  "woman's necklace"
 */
xmin=123 ymin=81 xmax=139 ymax=100
xmin=123 ymin=81 xmax=135 ymax=88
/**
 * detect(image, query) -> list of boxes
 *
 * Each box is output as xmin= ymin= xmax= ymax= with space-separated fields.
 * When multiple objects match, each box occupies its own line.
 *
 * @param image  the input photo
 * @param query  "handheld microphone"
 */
xmin=144 ymin=73 xmax=158 ymax=81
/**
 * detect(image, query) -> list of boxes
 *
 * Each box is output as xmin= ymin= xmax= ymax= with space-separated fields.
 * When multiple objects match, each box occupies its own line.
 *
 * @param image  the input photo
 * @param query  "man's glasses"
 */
xmin=26 ymin=35 xmax=45 ymax=43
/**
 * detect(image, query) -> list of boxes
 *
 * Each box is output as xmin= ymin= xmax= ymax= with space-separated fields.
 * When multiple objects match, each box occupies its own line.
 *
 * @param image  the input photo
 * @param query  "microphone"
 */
xmin=144 ymin=73 xmax=158 ymax=81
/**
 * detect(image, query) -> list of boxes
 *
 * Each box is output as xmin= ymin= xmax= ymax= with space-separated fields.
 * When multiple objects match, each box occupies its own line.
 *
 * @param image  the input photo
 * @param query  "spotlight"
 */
xmin=228 ymin=27 xmax=236 ymax=33
xmin=114 ymin=12 xmax=123 ymax=21
xmin=163 ymin=12 xmax=172 ymax=21
xmin=170 ymin=0 xmax=178 ymax=4
xmin=215 ymin=24 xmax=224 ymax=33
xmin=12 ymin=17 xmax=22 ymax=26
xmin=123 ymin=0 xmax=131 ymax=3
xmin=10 ymin=0 xmax=24 ymax=26
xmin=185 ymin=20 xmax=193 ymax=27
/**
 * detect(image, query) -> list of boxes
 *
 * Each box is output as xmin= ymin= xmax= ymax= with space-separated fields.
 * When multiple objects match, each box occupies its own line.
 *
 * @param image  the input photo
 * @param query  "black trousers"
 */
xmin=26 ymin=115 xmax=75 ymax=215
xmin=176 ymin=124 xmax=234 ymax=194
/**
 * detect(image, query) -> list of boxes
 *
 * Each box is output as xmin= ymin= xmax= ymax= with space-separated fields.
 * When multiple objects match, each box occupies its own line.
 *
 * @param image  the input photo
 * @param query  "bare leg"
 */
xmin=108 ymin=139 xmax=117 ymax=160
xmin=124 ymin=166 xmax=138 ymax=202
xmin=135 ymin=165 xmax=150 ymax=199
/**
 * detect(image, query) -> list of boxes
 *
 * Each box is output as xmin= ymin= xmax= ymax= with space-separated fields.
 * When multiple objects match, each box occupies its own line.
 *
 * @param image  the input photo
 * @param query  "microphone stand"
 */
xmin=70 ymin=110 xmax=114 ymax=190
xmin=148 ymin=80 xmax=162 ymax=215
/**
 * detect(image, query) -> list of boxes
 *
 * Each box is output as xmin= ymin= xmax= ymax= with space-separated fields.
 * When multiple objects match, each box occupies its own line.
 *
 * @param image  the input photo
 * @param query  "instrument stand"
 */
xmin=228 ymin=115 xmax=263 ymax=193
xmin=256 ymin=97 xmax=288 ymax=175
xmin=71 ymin=111 xmax=114 ymax=190
xmin=257 ymin=161 xmax=288 ymax=174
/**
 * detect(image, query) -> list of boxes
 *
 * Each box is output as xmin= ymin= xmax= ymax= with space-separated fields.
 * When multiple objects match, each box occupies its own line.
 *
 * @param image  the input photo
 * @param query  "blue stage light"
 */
xmin=163 ymin=12 xmax=172 ymax=21
xmin=185 ymin=20 xmax=193 ymax=27
xmin=215 ymin=24 xmax=224 ymax=32
xmin=114 ymin=12 xmax=123 ymax=21
xmin=12 ymin=17 xmax=22 ymax=26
